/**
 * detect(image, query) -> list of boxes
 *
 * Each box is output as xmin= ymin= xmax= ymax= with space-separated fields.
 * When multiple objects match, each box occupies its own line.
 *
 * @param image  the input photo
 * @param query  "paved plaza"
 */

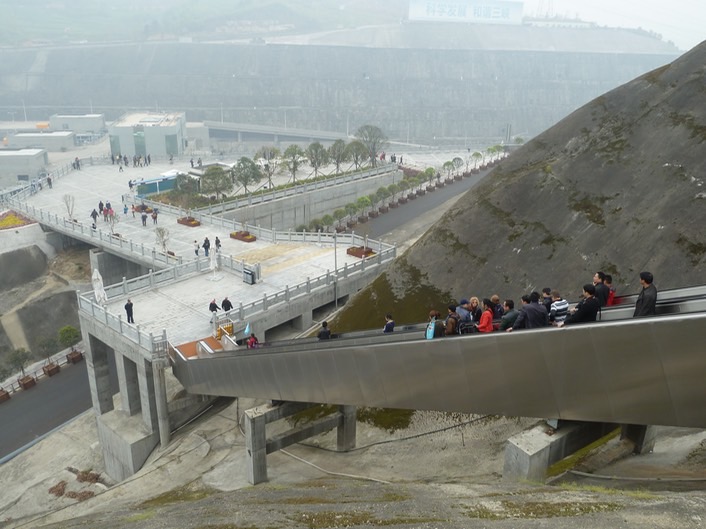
xmin=19 ymin=154 xmax=385 ymax=344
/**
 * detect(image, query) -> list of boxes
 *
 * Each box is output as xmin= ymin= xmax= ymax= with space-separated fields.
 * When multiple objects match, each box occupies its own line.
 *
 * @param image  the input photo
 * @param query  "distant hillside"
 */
xmin=332 ymin=42 xmax=706 ymax=330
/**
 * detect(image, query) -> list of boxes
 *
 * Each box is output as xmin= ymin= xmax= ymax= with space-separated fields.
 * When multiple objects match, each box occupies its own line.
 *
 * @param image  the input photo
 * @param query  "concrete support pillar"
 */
xmin=337 ymin=405 xmax=357 ymax=451
xmin=85 ymin=335 xmax=114 ymax=415
xmin=137 ymin=358 xmax=158 ymax=431
xmin=293 ymin=311 xmax=313 ymax=331
xmin=116 ymin=354 xmax=141 ymax=415
xmin=244 ymin=407 xmax=268 ymax=485
xmin=621 ymin=424 xmax=657 ymax=454
xmin=152 ymin=357 xmax=171 ymax=448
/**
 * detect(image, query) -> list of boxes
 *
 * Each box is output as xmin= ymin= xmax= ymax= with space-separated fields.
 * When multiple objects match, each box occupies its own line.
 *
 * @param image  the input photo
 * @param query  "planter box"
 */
xmin=177 ymin=217 xmax=201 ymax=227
xmin=167 ymin=250 xmax=176 ymax=256
xmin=436 ymin=181 xmax=445 ymax=188
xmin=0 ymin=389 xmax=10 ymax=403
xmin=407 ymin=194 xmax=417 ymax=200
xmin=398 ymin=197 xmax=407 ymax=204
xmin=19 ymin=375 xmax=36 ymax=390
xmin=335 ymin=225 xmax=347 ymax=233
xmin=347 ymin=246 xmax=375 ymax=259
xmin=416 ymin=189 xmax=426 ymax=196
xmin=347 ymin=220 xmax=357 ymax=228
xmin=445 ymin=179 xmax=454 ymax=185
xmin=357 ymin=215 xmax=368 ymax=223
xmin=379 ymin=205 xmax=389 ymax=213
xmin=369 ymin=210 xmax=379 ymax=218
xmin=230 ymin=231 xmax=257 ymax=243
xmin=472 ymin=168 xmax=480 ymax=174
xmin=389 ymin=202 xmax=399 ymax=208
xmin=455 ymin=174 xmax=463 ymax=181
xmin=66 ymin=350 xmax=84 ymax=364
xmin=43 ymin=363 xmax=61 ymax=377
xmin=427 ymin=186 xmax=435 ymax=192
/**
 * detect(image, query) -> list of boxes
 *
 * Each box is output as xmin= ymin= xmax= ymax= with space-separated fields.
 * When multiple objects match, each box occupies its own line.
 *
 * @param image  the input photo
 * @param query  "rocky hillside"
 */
xmin=333 ymin=42 xmax=706 ymax=330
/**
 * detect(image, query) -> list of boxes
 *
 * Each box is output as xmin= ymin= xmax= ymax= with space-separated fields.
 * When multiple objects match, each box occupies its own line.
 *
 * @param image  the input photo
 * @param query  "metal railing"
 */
xmin=3 ymin=196 xmax=183 ymax=268
xmin=122 ymin=163 xmax=399 ymax=218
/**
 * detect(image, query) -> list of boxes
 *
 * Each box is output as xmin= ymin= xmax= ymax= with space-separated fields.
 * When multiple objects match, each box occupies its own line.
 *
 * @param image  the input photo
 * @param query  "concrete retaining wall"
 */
xmin=226 ymin=169 xmax=402 ymax=230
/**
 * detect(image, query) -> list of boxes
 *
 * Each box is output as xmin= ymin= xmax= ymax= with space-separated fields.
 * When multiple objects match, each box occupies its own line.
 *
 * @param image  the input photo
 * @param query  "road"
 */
xmin=0 ymin=356 xmax=118 ymax=462
xmin=0 ymin=168 xmax=490 ymax=462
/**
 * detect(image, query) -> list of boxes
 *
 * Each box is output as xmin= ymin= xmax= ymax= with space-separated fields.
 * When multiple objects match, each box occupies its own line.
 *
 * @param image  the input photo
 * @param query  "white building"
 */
xmin=8 ymin=131 xmax=75 ymax=152
xmin=109 ymin=112 xmax=187 ymax=159
xmin=50 ymin=113 xmax=106 ymax=134
xmin=0 ymin=149 xmax=49 ymax=188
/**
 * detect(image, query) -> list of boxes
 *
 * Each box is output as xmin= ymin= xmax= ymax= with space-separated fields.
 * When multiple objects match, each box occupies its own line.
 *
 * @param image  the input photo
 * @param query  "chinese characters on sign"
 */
xmin=409 ymin=0 xmax=522 ymax=25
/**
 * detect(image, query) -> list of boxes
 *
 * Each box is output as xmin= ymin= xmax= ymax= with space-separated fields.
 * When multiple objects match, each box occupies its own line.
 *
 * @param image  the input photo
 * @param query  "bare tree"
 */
xmin=62 ymin=194 xmax=75 ymax=221
xmin=155 ymin=226 xmax=170 ymax=253
xmin=254 ymin=146 xmax=280 ymax=189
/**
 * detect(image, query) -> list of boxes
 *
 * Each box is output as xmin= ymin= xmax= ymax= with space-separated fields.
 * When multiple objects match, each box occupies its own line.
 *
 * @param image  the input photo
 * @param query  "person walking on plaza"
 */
xmin=141 ymin=211 xmax=148 ymax=226
xmin=209 ymin=298 xmax=220 ymax=322
xmin=633 ymin=271 xmax=657 ymax=318
xmin=124 ymin=299 xmax=134 ymax=323
xmin=151 ymin=210 xmax=158 ymax=224
xmin=47 ymin=175 xmax=52 ymax=188
xmin=194 ymin=240 xmax=200 ymax=256
xmin=215 ymin=236 xmax=221 ymax=252
xmin=221 ymin=296 xmax=233 ymax=312
xmin=90 ymin=208 xmax=99 ymax=224
xmin=202 ymin=237 xmax=211 ymax=257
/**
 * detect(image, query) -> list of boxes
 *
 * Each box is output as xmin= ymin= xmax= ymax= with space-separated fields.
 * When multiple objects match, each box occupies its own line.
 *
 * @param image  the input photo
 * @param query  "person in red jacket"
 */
xmin=476 ymin=298 xmax=495 ymax=333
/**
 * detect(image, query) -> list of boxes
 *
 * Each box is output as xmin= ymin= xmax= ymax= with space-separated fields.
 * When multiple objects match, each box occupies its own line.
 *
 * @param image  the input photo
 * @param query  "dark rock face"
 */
xmin=0 ymin=246 xmax=47 ymax=291
xmin=15 ymin=290 xmax=80 ymax=354
xmin=338 ymin=43 xmax=706 ymax=329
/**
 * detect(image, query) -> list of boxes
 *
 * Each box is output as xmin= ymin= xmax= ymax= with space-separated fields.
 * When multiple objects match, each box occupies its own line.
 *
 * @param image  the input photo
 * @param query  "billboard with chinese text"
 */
xmin=409 ymin=0 xmax=523 ymax=25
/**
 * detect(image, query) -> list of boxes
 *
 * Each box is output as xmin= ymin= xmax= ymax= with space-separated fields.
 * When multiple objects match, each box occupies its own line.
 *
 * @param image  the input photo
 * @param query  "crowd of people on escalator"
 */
xmin=423 ymin=271 xmax=657 ymax=339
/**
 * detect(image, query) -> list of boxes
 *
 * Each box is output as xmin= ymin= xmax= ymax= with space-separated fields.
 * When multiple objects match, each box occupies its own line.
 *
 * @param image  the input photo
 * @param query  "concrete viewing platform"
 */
xmin=3 ymin=157 xmax=394 ymax=344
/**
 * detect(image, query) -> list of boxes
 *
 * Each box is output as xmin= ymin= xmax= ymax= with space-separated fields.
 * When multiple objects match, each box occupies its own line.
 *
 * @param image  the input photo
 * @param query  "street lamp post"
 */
xmin=333 ymin=233 xmax=338 ymax=309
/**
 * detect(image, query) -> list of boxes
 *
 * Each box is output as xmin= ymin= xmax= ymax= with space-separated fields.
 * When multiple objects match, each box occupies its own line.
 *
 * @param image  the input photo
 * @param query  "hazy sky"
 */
xmin=522 ymin=0 xmax=704 ymax=51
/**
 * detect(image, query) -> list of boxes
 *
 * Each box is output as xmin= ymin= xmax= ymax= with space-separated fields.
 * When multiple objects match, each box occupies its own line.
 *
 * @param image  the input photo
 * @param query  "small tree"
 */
xmin=328 ymin=139 xmax=349 ymax=174
xmin=398 ymin=179 xmax=410 ymax=196
xmin=321 ymin=214 xmax=334 ymax=232
xmin=283 ymin=144 xmax=306 ymax=185
xmin=345 ymin=140 xmax=368 ymax=170
xmin=424 ymin=167 xmax=436 ymax=185
xmin=376 ymin=186 xmax=391 ymax=206
xmin=452 ymin=156 xmax=464 ymax=174
xmin=356 ymin=196 xmax=372 ymax=217
xmin=8 ymin=348 xmax=32 ymax=377
xmin=155 ymin=226 xmax=170 ymax=253
xmin=333 ymin=208 xmax=346 ymax=228
xmin=232 ymin=156 xmax=262 ymax=194
xmin=306 ymin=141 xmax=330 ymax=178
xmin=514 ymin=136 xmax=525 ymax=144
xmin=345 ymin=202 xmax=358 ymax=222
xmin=254 ymin=146 xmax=281 ymax=189
xmin=472 ymin=151 xmax=483 ymax=168
xmin=442 ymin=161 xmax=454 ymax=178
xmin=308 ymin=218 xmax=323 ymax=232
xmin=201 ymin=165 xmax=233 ymax=200
xmin=39 ymin=336 xmax=59 ymax=361
xmin=58 ymin=325 xmax=81 ymax=351
xmin=367 ymin=192 xmax=379 ymax=213
xmin=63 ymin=194 xmax=75 ymax=220
xmin=387 ymin=183 xmax=400 ymax=202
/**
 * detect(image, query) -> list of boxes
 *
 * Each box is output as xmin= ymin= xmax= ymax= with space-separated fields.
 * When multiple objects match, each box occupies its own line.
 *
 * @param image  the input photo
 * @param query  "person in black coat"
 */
xmin=562 ymin=284 xmax=601 ymax=326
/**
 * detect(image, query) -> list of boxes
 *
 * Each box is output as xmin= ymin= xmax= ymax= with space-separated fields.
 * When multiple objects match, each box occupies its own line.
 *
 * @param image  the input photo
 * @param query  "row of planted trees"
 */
xmin=297 ymin=165 xmax=474 ymax=233
xmin=0 ymin=325 xmax=82 ymax=397
xmin=174 ymin=125 xmax=389 ymax=209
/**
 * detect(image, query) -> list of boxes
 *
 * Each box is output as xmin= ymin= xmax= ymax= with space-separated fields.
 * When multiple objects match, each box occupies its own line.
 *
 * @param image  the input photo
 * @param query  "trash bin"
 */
xmin=243 ymin=269 xmax=255 ymax=285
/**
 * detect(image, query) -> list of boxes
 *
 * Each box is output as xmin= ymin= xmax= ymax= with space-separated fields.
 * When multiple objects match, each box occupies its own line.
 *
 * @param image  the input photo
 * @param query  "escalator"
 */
xmin=172 ymin=285 xmax=706 ymax=428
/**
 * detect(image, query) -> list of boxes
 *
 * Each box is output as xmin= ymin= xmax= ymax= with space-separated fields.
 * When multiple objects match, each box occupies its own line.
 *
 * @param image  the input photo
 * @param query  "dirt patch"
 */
xmin=49 ymin=247 xmax=92 ymax=283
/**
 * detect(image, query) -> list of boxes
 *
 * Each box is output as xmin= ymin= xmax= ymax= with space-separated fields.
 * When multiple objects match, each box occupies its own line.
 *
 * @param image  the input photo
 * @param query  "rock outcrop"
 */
xmin=333 ymin=42 xmax=706 ymax=330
